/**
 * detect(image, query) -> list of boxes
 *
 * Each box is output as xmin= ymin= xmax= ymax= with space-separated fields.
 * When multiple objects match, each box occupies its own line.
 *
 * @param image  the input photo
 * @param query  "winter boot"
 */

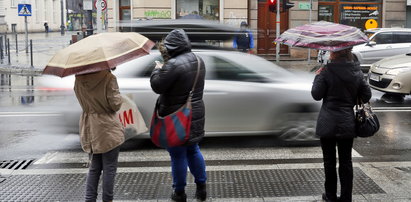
xmin=195 ymin=183 xmax=207 ymax=201
xmin=171 ymin=190 xmax=187 ymax=202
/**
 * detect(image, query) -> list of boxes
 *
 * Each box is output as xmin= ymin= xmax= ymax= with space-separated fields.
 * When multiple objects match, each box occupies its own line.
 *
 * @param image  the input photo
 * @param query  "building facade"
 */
xmin=1 ymin=0 xmax=67 ymax=33
xmin=108 ymin=0 xmax=408 ymax=57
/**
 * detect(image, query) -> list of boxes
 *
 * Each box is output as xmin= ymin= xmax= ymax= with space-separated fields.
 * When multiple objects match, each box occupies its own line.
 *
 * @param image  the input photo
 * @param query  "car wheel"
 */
xmin=278 ymin=112 xmax=318 ymax=142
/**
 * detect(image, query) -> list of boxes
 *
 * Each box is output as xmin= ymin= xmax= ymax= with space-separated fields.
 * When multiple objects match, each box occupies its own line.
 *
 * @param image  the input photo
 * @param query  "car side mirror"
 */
xmin=367 ymin=41 xmax=377 ymax=46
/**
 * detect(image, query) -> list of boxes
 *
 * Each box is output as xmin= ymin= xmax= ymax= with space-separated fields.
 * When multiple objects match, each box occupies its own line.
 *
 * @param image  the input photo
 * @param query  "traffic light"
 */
xmin=282 ymin=0 xmax=295 ymax=11
xmin=268 ymin=0 xmax=277 ymax=13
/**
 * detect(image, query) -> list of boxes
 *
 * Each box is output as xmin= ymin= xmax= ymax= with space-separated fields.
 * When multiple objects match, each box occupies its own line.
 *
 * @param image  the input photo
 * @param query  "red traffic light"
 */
xmin=268 ymin=0 xmax=277 ymax=12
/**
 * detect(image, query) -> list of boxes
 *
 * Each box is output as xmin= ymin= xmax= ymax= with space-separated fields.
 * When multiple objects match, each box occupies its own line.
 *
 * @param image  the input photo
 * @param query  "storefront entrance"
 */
xmin=318 ymin=1 xmax=382 ymax=31
xmin=257 ymin=1 xmax=289 ymax=55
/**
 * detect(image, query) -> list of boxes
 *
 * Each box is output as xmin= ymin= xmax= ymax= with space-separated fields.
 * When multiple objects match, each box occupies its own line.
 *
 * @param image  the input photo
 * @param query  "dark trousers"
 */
xmin=320 ymin=138 xmax=354 ymax=202
xmin=85 ymin=147 xmax=120 ymax=202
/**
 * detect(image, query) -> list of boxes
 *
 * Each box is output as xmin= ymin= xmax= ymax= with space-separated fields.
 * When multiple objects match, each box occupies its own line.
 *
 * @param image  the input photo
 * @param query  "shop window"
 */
xmin=318 ymin=5 xmax=334 ymax=22
xmin=176 ymin=0 xmax=219 ymax=20
xmin=119 ymin=0 xmax=131 ymax=21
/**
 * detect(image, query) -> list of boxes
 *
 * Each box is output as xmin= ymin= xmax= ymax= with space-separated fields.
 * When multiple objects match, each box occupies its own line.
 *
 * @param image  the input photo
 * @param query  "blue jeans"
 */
xmin=85 ymin=147 xmax=120 ymax=202
xmin=167 ymin=144 xmax=207 ymax=192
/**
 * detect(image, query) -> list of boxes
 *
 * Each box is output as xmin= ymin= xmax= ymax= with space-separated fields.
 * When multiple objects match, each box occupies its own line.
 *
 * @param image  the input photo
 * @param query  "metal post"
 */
xmin=25 ymin=16 xmax=28 ymax=53
xmin=60 ymin=0 xmax=65 ymax=35
xmin=15 ymin=33 xmax=18 ymax=55
xmin=275 ymin=0 xmax=281 ymax=63
xmin=96 ymin=0 xmax=102 ymax=33
xmin=86 ymin=10 xmax=93 ymax=36
xmin=308 ymin=0 xmax=313 ymax=62
xmin=30 ymin=39 xmax=33 ymax=67
xmin=7 ymin=38 xmax=10 ymax=64
xmin=0 ymin=36 xmax=3 ymax=60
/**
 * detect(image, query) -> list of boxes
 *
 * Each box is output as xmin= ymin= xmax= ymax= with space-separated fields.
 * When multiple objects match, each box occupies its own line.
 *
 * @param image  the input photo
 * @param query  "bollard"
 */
xmin=15 ymin=33 xmax=18 ymax=55
xmin=7 ymin=38 xmax=10 ymax=65
xmin=30 ymin=40 xmax=33 ymax=67
xmin=0 ymin=36 xmax=3 ymax=60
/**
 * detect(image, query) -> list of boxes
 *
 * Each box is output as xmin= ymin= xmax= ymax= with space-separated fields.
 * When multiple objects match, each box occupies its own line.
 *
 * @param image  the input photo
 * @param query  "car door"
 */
xmin=359 ymin=32 xmax=394 ymax=64
xmin=201 ymin=54 xmax=277 ymax=134
xmin=391 ymin=32 xmax=411 ymax=56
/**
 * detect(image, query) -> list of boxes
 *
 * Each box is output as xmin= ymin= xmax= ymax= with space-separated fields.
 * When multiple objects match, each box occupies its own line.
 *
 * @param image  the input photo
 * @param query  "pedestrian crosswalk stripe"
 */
xmin=34 ymin=147 xmax=363 ymax=165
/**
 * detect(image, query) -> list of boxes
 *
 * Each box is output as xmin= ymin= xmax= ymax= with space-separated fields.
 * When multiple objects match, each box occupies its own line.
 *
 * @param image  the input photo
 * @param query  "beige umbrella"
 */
xmin=43 ymin=32 xmax=155 ymax=77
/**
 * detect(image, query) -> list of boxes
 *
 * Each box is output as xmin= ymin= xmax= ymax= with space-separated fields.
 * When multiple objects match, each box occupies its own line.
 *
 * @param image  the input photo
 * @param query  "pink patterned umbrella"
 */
xmin=274 ymin=21 xmax=369 ymax=52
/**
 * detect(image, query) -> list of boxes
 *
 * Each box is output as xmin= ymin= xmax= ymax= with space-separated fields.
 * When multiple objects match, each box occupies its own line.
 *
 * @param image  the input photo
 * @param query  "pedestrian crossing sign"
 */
xmin=18 ymin=4 xmax=32 ymax=16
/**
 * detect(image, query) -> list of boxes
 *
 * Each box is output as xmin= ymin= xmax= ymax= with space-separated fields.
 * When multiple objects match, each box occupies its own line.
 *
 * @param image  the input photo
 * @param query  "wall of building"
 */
xmin=3 ymin=0 xmax=66 ymax=33
xmin=0 ymin=0 xmax=7 ymax=32
xmin=107 ymin=0 xmax=248 ymax=32
xmin=383 ymin=0 xmax=407 ymax=28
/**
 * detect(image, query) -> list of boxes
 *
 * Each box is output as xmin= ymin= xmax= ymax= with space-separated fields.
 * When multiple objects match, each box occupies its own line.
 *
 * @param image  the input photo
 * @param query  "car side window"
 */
xmin=372 ymin=32 xmax=393 ymax=44
xmin=209 ymin=56 xmax=268 ymax=82
xmin=392 ymin=32 xmax=411 ymax=43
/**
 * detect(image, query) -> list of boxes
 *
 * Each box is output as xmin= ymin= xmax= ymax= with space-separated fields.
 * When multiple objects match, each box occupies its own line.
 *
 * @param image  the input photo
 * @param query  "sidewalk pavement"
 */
xmin=1 ymin=161 xmax=411 ymax=201
xmin=0 ymin=31 xmax=76 ymax=75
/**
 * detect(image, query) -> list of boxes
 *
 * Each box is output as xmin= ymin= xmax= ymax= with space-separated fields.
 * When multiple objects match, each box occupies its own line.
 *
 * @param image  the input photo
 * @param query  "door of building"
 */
xmin=257 ymin=1 xmax=289 ymax=55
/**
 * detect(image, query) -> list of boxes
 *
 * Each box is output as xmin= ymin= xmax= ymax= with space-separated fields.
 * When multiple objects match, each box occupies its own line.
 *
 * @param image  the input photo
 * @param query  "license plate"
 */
xmin=369 ymin=73 xmax=380 ymax=82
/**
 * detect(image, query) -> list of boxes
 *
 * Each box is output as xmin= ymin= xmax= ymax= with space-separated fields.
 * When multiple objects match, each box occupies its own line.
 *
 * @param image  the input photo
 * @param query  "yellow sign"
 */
xmin=365 ymin=19 xmax=378 ymax=30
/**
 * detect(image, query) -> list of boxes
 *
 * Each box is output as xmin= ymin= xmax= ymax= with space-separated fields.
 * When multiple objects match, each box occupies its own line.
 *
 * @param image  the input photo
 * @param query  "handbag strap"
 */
xmin=189 ymin=55 xmax=201 ymax=98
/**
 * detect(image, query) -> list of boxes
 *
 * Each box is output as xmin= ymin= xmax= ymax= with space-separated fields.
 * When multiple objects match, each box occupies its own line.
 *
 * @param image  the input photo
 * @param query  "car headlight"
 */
xmin=386 ymin=67 xmax=411 ymax=76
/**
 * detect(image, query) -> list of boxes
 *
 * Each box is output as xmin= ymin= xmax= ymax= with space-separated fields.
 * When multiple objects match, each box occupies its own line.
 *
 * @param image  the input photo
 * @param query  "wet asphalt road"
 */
xmin=0 ymin=75 xmax=411 ymax=165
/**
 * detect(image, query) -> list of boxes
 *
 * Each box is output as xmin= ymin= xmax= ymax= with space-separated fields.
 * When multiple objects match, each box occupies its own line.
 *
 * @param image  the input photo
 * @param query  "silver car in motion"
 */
xmin=40 ymin=50 xmax=320 ymax=142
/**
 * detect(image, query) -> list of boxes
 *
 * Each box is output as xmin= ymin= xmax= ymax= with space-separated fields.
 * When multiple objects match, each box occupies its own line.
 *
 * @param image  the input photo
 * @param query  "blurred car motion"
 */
xmin=369 ymin=53 xmax=411 ymax=95
xmin=39 ymin=50 xmax=320 ymax=142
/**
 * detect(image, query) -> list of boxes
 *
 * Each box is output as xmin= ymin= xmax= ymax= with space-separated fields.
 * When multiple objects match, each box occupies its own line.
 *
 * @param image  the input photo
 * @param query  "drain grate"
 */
xmin=0 ymin=159 xmax=34 ymax=170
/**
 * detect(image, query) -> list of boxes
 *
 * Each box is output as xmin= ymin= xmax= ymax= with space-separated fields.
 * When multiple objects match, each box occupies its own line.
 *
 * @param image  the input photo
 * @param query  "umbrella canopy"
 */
xmin=274 ymin=21 xmax=369 ymax=52
xmin=43 ymin=32 xmax=155 ymax=77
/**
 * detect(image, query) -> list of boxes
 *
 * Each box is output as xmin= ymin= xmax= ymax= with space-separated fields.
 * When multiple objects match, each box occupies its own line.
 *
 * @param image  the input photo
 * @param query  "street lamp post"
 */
xmin=60 ymin=0 xmax=65 ymax=35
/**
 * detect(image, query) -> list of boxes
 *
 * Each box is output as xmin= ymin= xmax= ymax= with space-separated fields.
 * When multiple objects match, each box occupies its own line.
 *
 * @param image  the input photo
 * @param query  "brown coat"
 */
xmin=74 ymin=70 xmax=124 ymax=154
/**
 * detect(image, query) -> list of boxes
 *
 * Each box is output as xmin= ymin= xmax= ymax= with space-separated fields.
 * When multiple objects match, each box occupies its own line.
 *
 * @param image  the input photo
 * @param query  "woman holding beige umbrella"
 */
xmin=43 ymin=32 xmax=154 ymax=202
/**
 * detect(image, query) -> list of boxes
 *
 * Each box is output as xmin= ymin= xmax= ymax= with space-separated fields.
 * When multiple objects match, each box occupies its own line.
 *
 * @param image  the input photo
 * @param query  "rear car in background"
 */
xmin=368 ymin=53 xmax=411 ymax=95
xmin=318 ymin=28 xmax=411 ymax=73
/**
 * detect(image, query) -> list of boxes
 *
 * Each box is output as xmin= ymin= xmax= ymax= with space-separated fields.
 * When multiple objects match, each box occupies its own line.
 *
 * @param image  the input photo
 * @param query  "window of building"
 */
xmin=119 ymin=0 xmax=131 ymax=21
xmin=318 ymin=1 xmax=382 ymax=31
xmin=176 ymin=0 xmax=219 ymax=20
xmin=11 ymin=0 xmax=17 ymax=7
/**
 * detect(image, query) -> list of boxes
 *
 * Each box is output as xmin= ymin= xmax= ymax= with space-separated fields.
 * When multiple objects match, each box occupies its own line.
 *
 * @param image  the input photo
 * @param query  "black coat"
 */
xmin=311 ymin=61 xmax=372 ymax=139
xmin=150 ymin=29 xmax=206 ymax=145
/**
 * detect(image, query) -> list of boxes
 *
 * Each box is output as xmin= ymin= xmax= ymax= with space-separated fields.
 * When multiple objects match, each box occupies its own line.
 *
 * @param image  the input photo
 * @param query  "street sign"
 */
xmin=94 ymin=0 xmax=107 ymax=11
xmin=18 ymin=4 xmax=32 ymax=16
xmin=299 ymin=2 xmax=311 ymax=10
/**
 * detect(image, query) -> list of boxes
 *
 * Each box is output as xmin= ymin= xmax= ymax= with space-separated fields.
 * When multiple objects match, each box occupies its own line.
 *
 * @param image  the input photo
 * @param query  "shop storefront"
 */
xmin=176 ymin=0 xmax=219 ymax=20
xmin=318 ymin=0 xmax=382 ymax=31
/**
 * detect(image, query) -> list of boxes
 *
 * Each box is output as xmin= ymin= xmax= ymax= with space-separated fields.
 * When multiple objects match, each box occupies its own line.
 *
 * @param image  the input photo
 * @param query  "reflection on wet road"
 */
xmin=0 ymin=74 xmax=411 ymax=163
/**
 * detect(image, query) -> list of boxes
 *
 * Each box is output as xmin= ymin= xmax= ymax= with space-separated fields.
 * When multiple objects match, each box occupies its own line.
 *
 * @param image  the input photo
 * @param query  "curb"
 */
xmin=0 ymin=65 xmax=43 ymax=76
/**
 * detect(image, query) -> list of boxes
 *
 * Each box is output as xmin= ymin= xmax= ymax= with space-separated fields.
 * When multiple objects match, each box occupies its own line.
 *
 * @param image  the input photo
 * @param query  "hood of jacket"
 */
xmin=326 ymin=61 xmax=361 ymax=83
xmin=75 ymin=70 xmax=109 ymax=90
xmin=164 ymin=29 xmax=192 ymax=58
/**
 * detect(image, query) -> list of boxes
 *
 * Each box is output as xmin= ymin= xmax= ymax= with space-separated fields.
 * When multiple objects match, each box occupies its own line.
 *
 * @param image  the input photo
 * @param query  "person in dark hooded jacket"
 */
xmin=311 ymin=48 xmax=371 ymax=202
xmin=150 ymin=29 xmax=207 ymax=202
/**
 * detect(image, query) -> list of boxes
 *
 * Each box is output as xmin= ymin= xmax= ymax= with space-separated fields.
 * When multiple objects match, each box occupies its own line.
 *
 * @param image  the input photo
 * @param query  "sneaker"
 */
xmin=195 ymin=183 xmax=207 ymax=201
xmin=171 ymin=191 xmax=187 ymax=202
